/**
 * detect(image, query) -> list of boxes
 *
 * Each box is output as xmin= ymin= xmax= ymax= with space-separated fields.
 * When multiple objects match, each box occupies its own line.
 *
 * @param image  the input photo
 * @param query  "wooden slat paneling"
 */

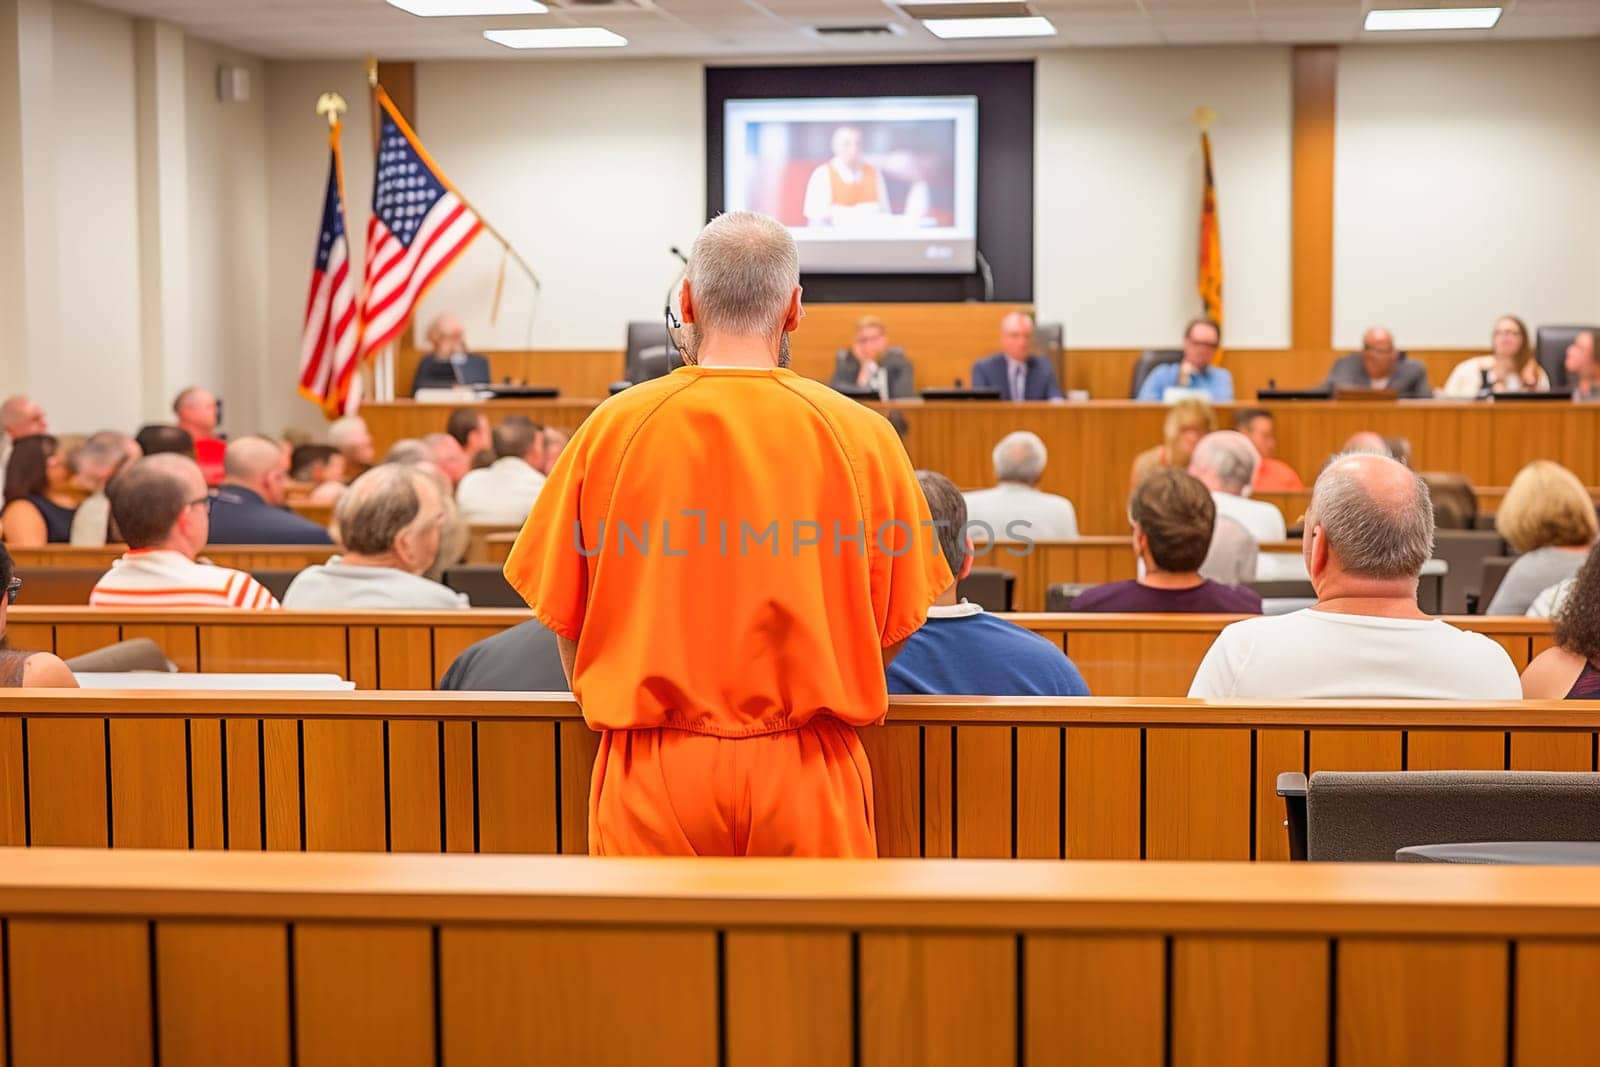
xmin=1015 ymin=725 xmax=1062 ymax=859
xmin=475 ymin=721 xmax=558 ymax=854
xmin=1145 ymin=727 xmax=1251 ymax=860
xmin=7 ymin=919 xmax=152 ymax=1067
xmin=860 ymin=932 xmax=1016 ymax=1067
xmin=109 ymin=718 xmax=189 ymax=848
xmin=1514 ymin=940 xmax=1600 ymax=1065
xmin=1405 ymin=730 xmax=1506 ymax=771
xmin=955 ymin=725 xmax=1012 ymax=858
xmin=155 ymin=921 xmax=291 ymax=1067
xmin=295 ymin=924 xmax=434 ymax=1067
xmin=1066 ymin=727 xmax=1141 ymax=858
xmin=1025 ymin=935 xmax=1164 ymax=1067
xmin=26 ymin=718 xmax=107 ymax=846
xmin=859 ymin=724 xmax=922 ymax=858
xmin=1255 ymin=728 xmax=1305 ymax=861
xmin=1337 ymin=938 xmax=1506 ymax=1067
xmin=725 ymin=932 xmax=853 ymax=1067
xmin=301 ymin=720 xmax=387 ymax=852
xmin=1173 ymin=936 xmax=1328 ymax=1066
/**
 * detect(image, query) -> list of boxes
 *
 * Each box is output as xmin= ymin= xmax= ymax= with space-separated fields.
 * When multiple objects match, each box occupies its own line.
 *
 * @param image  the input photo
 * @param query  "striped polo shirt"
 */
xmin=88 ymin=550 xmax=281 ymax=610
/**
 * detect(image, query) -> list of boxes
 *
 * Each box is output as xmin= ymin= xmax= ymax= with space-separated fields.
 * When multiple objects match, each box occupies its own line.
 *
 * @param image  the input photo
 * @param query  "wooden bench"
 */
xmin=4 ymin=691 xmax=1596 ymax=862
xmin=1 ymin=846 xmax=1595 ymax=1066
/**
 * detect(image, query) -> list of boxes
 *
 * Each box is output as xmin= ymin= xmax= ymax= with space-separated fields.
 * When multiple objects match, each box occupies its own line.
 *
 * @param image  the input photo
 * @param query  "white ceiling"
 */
xmin=85 ymin=0 xmax=1600 ymax=60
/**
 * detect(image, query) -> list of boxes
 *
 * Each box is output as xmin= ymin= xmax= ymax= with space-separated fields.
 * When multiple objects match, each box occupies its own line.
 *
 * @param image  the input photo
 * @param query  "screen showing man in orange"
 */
xmin=502 ymin=211 xmax=950 ymax=857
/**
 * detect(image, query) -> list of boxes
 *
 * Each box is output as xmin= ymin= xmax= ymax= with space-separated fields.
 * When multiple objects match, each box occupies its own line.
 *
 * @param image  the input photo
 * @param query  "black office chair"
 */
xmin=1129 ymin=349 xmax=1182 ymax=398
xmin=1535 ymin=325 xmax=1598 ymax=392
xmin=1474 ymin=556 xmax=1518 ymax=614
xmin=956 ymin=568 xmax=1014 ymax=613
xmin=624 ymin=322 xmax=680 ymax=384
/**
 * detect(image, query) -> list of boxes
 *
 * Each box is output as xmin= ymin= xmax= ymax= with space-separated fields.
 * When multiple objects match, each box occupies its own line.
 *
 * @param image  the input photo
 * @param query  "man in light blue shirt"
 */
xmin=1137 ymin=317 xmax=1233 ymax=402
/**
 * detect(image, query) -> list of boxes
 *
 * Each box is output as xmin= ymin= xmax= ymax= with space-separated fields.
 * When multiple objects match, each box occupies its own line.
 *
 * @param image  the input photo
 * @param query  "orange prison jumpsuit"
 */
xmin=829 ymin=162 xmax=883 ymax=209
xmin=503 ymin=365 xmax=949 ymax=857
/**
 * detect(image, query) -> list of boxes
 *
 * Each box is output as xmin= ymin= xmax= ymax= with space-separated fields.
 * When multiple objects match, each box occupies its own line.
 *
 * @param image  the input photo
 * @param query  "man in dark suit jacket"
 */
xmin=206 ymin=437 xmax=332 ymax=545
xmin=971 ymin=312 xmax=1063 ymax=400
xmin=410 ymin=313 xmax=491 ymax=393
xmin=829 ymin=316 xmax=914 ymax=398
xmin=1322 ymin=326 xmax=1432 ymax=398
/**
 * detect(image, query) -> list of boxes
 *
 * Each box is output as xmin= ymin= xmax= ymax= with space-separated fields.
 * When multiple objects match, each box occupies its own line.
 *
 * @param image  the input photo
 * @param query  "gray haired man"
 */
xmin=1188 ymin=451 xmax=1519 ymax=699
xmin=963 ymin=430 xmax=1079 ymax=543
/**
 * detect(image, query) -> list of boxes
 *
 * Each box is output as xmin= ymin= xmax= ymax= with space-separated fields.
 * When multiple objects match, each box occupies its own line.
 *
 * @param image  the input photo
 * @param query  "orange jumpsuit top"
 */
xmin=828 ymin=162 xmax=882 ymax=207
xmin=1252 ymin=456 xmax=1305 ymax=493
xmin=503 ymin=365 xmax=950 ymax=739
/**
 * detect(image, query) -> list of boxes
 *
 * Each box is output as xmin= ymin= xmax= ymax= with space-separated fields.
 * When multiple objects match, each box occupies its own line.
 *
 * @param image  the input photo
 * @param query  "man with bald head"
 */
xmin=0 ymin=395 xmax=47 ymax=498
xmin=1323 ymin=327 xmax=1432 ymax=397
xmin=173 ymin=386 xmax=226 ymax=486
xmin=1189 ymin=451 xmax=1518 ymax=698
xmin=207 ymin=436 xmax=332 ymax=545
xmin=971 ymin=312 xmax=1063 ymax=401
xmin=411 ymin=314 xmax=490 ymax=393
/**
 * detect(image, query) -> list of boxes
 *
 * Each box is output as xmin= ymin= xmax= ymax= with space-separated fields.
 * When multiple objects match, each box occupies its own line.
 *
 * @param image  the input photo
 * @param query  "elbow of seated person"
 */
xmin=22 ymin=653 xmax=78 ymax=689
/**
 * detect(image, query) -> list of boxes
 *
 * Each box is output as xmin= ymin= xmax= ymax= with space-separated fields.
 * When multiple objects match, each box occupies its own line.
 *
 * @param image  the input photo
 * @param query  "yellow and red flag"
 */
xmin=1197 ymin=130 xmax=1223 ymax=327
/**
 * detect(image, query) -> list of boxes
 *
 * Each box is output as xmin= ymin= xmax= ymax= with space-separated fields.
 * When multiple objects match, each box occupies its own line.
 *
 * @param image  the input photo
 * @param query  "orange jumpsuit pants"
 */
xmin=588 ymin=716 xmax=877 ymax=857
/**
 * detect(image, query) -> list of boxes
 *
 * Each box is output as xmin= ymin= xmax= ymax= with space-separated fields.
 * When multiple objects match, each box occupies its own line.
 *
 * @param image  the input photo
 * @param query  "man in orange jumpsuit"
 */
xmin=503 ymin=211 xmax=949 ymax=857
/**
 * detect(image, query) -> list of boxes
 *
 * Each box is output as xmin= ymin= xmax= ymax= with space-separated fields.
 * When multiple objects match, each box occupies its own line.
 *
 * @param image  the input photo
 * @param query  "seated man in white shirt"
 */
xmin=284 ymin=464 xmax=468 ymax=610
xmin=963 ymin=431 xmax=1078 ymax=544
xmin=90 ymin=454 xmax=280 ymax=609
xmin=1188 ymin=451 xmax=1521 ymax=699
xmin=1187 ymin=430 xmax=1286 ymax=545
xmin=454 ymin=415 xmax=546 ymax=526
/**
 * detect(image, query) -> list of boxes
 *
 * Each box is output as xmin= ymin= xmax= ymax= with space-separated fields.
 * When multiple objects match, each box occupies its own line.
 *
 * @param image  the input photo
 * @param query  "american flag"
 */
xmin=297 ymin=121 xmax=361 ymax=415
xmin=358 ymin=88 xmax=483 ymax=366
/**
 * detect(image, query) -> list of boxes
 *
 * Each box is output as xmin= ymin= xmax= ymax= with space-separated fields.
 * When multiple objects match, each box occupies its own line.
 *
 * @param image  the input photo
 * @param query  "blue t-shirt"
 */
xmin=887 ymin=610 xmax=1090 ymax=696
xmin=1136 ymin=362 xmax=1234 ymax=402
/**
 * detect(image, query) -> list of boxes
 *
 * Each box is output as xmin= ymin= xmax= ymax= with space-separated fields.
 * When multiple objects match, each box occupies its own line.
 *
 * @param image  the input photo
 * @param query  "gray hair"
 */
xmin=1307 ymin=452 xmax=1434 ymax=579
xmin=385 ymin=438 xmax=431 ymax=465
xmin=685 ymin=212 xmax=799 ymax=340
xmin=1191 ymin=431 xmax=1259 ymax=494
xmin=916 ymin=470 xmax=967 ymax=578
xmin=328 ymin=416 xmax=368 ymax=449
xmin=335 ymin=464 xmax=426 ymax=556
xmin=71 ymin=431 xmax=132 ymax=484
xmin=992 ymin=431 xmax=1047 ymax=485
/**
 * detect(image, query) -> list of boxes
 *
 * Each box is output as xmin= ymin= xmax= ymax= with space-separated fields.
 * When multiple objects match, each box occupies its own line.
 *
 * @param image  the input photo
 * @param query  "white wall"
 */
xmin=1035 ymin=47 xmax=1293 ymax=350
xmin=48 ymin=0 xmax=143 ymax=432
xmin=1333 ymin=40 xmax=1600 ymax=349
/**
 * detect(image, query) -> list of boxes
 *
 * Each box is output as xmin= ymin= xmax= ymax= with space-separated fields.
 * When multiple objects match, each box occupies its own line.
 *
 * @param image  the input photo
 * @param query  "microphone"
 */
xmin=669 ymin=245 xmax=688 ymax=266
xmin=974 ymin=249 xmax=996 ymax=303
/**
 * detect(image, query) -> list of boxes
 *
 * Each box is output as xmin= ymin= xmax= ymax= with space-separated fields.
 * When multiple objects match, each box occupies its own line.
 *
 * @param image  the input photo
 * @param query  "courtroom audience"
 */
xmin=1072 ymin=470 xmax=1262 ymax=614
xmin=438 ymin=619 xmax=569 ymax=691
xmin=1233 ymin=408 xmax=1304 ymax=492
xmin=1201 ymin=514 xmax=1260 ymax=587
xmin=1187 ymin=431 xmax=1286 ymax=545
xmin=1441 ymin=315 xmax=1549 ymax=397
xmin=1130 ymin=398 xmax=1215 ymax=487
xmin=1188 ymin=451 xmax=1520 ymax=699
xmin=971 ymin=311 xmax=1063 ymax=401
xmin=830 ymin=315 xmax=913 ymax=399
xmin=1567 ymin=329 xmax=1600 ymax=402
xmin=68 ymin=431 xmax=139 ymax=547
xmin=536 ymin=427 xmax=568 ymax=476
xmin=410 ymin=313 xmax=490 ymax=393
xmin=0 ymin=395 xmax=48 ymax=499
xmin=888 ymin=471 xmax=1088 ymax=696
xmin=1322 ymin=327 xmax=1432 ymax=398
xmin=1521 ymin=552 xmax=1600 ymax=698
xmin=90 ymin=454 xmax=280 ymax=609
xmin=207 ymin=436 xmax=333 ymax=546
xmin=963 ymin=431 xmax=1078 ymax=543
xmin=0 ymin=543 xmax=76 ymax=688
xmin=424 ymin=432 xmax=470 ymax=484
xmin=290 ymin=443 xmax=348 ymax=506
xmin=446 ymin=407 xmax=493 ymax=468
xmin=173 ymin=386 xmax=226 ymax=486
xmin=384 ymin=438 xmax=431 ymax=466
xmin=283 ymin=464 xmax=468 ymax=610
xmin=1136 ymin=317 xmax=1232 ymax=402
xmin=134 ymin=423 xmax=195 ymax=459
xmin=456 ymin=415 xmax=546 ymax=525
xmin=380 ymin=455 xmax=468 ymax=583
xmin=1 ymin=435 xmax=76 ymax=546
xmin=1484 ymin=460 xmax=1596 ymax=615
xmin=328 ymin=415 xmax=376 ymax=474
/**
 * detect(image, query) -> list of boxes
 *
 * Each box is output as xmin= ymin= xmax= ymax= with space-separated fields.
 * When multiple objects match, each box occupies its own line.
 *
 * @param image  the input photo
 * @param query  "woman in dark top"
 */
xmin=1522 ymin=551 xmax=1600 ymax=698
xmin=1 ymin=435 xmax=77 ymax=546
xmin=0 ymin=543 xmax=76 ymax=687
xmin=1072 ymin=468 xmax=1263 ymax=615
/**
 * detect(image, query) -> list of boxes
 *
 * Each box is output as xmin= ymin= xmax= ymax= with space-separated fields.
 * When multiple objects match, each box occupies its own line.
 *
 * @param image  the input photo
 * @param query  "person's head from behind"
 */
xmin=71 ymin=432 xmax=136 ymax=493
xmin=1360 ymin=326 xmax=1399 ymax=380
xmin=1 ymin=396 xmax=46 ymax=441
xmin=992 ymin=431 xmax=1047 ymax=488
xmin=1566 ymin=330 xmax=1597 ymax=381
xmin=1491 ymin=314 xmax=1533 ymax=370
xmin=446 ymin=408 xmax=491 ymax=455
xmin=916 ymin=470 xmax=971 ymax=593
xmin=1496 ymin=460 xmax=1598 ymax=554
xmin=135 ymin=424 xmax=195 ymax=459
xmin=335 ymin=464 xmax=443 ymax=576
xmin=998 ymin=311 xmax=1034 ymax=363
xmin=328 ymin=415 xmax=374 ymax=467
xmin=1553 ymin=551 xmax=1600 ymax=663
xmin=108 ymin=454 xmax=210 ymax=558
xmin=1342 ymin=431 xmax=1390 ymax=458
xmin=1129 ymin=469 xmax=1216 ymax=578
xmin=831 ymin=125 xmax=863 ymax=167
xmin=223 ymin=436 xmax=291 ymax=506
xmin=852 ymin=315 xmax=888 ymax=362
xmin=384 ymin=438 xmax=431 ymax=466
xmin=172 ymin=386 xmax=218 ymax=436
xmin=681 ymin=212 xmax=802 ymax=365
xmin=1163 ymin=398 xmax=1216 ymax=469
xmin=493 ymin=416 xmax=544 ymax=468
xmin=427 ymin=314 xmax=466 ymax=358
xmin=1188 ymin=430 xmax=1258 ymax=496
xmin=1232 ymin=408 xmax=1277 ymax=462
xmin=536 ymin=427 xmax=568 ymax=476
xmin=1303 ymin=452 xmax=1433 ymax=600
xmin=3 ymin=435 xmax=69 ymax=506
xmin=423 ymin=432 xmax=469 ymax=484
xmin=290 ymin=443 xmax=343 ymax=484
xmin=1181 ymin=317 xmax=1221 ymax=371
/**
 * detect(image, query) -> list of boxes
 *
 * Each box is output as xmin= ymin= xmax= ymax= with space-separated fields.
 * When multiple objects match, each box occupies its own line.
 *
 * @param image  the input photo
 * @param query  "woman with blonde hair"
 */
xmin=1441 ymin=315 xmax=1549 ymax=398
xmin=1129 ymin=398 xmax=1216 ymax=488
xmin=1485 ymin=460 xmax=1596 ymax=614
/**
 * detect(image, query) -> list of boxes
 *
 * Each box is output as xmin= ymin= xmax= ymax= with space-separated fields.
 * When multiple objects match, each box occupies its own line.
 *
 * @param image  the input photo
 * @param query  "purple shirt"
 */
xmin=1069 ymin=579 xmax=1263 ymax=614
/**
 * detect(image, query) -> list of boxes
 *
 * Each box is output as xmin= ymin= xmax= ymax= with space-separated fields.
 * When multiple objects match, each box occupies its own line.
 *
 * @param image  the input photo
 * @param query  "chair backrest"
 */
xmin=1035 ymin=321 xmax=1065 ymax=388
xmin=1129 ymin=349 xmax=1182 ymax=397
xmin=1431 ymin=529 xmax=1508 ymax=614
xmin=957 ymin=567 xmax=1014 ymax=612
xmin=1306 ymin=770 xmax=1600 ymax=861
xmin=1477 ymin=555 xmax=1518 ymax=613
xmin=250 ymin=570 xmax=297 ymax=602
xmin=443 ymin=564 xmax=524 ymax=608
xmin=624 ymin=321 xmax=678 ymax=383
xmin=1535 ymin=325 xmax=1597 ymax=391
xmin=1420 ymin=471 xmax=1478 ymax=530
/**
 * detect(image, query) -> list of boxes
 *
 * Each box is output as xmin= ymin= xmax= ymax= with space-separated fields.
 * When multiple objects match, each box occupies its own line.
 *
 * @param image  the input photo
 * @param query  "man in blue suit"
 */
xmin=970 ymin=312 xmax=1063 ymax=401
xmin=410 ymin=313 xmax=491 ymax=393
xmin=206 ymin=437 xmax=333 ymax=546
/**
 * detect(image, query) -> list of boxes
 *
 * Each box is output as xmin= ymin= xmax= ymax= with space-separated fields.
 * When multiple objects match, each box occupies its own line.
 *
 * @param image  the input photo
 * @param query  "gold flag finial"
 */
xmin=1192 ymin=106 xmax=1217 ymax=130
xmin=365 ymin=56 xmax=379 ymax=88
xmin=316 ymin=91 xmax=347 ymax=128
